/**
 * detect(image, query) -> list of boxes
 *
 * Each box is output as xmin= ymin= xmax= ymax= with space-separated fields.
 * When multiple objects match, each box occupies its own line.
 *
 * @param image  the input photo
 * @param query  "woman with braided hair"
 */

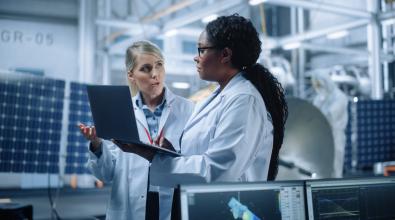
xmin=115 ymin=14 xmax=288 ymax=187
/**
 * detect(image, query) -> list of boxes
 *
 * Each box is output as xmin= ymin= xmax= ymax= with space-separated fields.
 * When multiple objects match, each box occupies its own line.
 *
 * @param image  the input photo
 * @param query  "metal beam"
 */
xmin=78 ymin=0 xmax=96 ymax=83
xmin=297 ymin=7 xmax=306 ymax=98
xmin=163 ymin=0 xmax=244 ymax=31
xmin=96 ymin=18 xmax=136 ymax=28
xmin=290 ymin=6 xmax=298 ymax=97
xmin=381 ymin=53 xmax=395 ymax=63
xmin=96 ymin=18 xmax=154 ymax=29
xmin=302 ymin=43 xmax=369 ymax=56
xmin=99 ymin=0 xmax=244 ymax=46
xmin=263 ymin=0 xmax=372 ymax=18
xmin=379 ymin=10 xmax=395 ymax=21
xmin=107 ymin=27 xmax=201 ymax=56
xmin=103 ymin=0 xmax=111 ymax=85
xmin=141 ymin=0 xmax=200 ymax=23
xmin=367 ymin=0 xmax=383 ymax=99
xmin=277 ymin=19 xmax=370 ymax=47
xmin=96 ymin=0 xmax=161 ymax=46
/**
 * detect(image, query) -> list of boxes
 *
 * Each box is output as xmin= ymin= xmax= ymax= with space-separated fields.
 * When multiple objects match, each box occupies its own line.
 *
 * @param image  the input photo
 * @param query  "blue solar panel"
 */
xmin=344 ymin=103 xmax=353 ymax=171
xmin=0 ymin=73 xmax=65 ymax=173
xmin=344 ymin=100 xmax=395 ymax=172
xmin=65 ymin=82 xmax=93 ymax=174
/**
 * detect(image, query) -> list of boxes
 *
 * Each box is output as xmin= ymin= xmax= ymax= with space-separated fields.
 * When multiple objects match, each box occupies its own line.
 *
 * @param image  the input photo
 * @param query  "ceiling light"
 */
xmin=282 ymin=42 xmax=301 ymax=50
xmin=326 ymin=30 xmax=349 ymax=39
xmin=164 ymin=29 xmax=178 ymax=37
xmin=382 ymin=18 xmax=395 ymax=26
xmin=172 ymin=82 xmax=190 ymax=89
xmin=249 ymin=0 xmax=268 ymax=6
xmin=201 ymin=14 xmax=218 ymax=23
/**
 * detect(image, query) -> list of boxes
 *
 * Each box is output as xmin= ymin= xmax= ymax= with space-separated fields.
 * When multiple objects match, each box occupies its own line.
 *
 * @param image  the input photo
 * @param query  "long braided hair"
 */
xmin=206 ymin=14 xmax=288 ymax=180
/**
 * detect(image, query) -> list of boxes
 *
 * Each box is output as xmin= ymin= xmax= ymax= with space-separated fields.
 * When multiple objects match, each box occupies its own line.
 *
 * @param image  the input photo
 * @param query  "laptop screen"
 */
xmin=306 ymin=177 xmax=395 ymax=220
xmin=180 ymin=181 xmax=306 ymax=220
xmin=86 ymin=85 xmax=139 ymax=142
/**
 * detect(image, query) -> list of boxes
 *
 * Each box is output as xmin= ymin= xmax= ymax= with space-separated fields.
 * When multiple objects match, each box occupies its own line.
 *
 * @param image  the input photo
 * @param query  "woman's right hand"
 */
xmin=78 ymin=123 xmax=102 ymax=150
xmin=157 ymin=137 xmax=176 ymax=152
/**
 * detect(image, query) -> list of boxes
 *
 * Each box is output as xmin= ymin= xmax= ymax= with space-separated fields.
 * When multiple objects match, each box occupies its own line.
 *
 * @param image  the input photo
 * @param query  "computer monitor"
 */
xmin=306 ymin=177 xmax=395 ymax=220
xmin=180 ymin=181 xmax=306 ymax=220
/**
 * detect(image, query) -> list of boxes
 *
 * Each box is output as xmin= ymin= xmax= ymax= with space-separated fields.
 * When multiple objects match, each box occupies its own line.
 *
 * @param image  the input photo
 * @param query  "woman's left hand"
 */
xmin=112 ymin=140 xmax=156 ymax=162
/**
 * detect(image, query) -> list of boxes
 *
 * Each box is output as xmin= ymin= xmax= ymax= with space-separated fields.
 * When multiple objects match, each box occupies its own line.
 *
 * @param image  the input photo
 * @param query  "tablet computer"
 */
xmin=86 ymin=85 xmax=181 ymax=157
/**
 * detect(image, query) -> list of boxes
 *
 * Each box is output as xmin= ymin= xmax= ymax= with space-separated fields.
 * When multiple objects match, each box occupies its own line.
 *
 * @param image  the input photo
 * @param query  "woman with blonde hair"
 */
xmin=79 ymin=40 xmax=194 ymax=220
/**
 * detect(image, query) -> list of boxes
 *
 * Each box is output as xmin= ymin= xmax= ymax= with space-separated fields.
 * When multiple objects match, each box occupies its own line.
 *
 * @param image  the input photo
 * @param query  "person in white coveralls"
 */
xmin=311 ymin=72 xmax=348 ymax=178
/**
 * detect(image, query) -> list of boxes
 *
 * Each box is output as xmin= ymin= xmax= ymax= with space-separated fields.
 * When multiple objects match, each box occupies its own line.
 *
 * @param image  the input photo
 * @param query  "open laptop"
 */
xmin=86 ymin=85 xmax=181 ymax=157
xmin=179 ymin=181 xmax=306 ymax=220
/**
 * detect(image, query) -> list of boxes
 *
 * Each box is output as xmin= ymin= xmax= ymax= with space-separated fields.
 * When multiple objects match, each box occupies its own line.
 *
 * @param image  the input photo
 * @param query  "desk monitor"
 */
xmin=306 ymin=177 xmax=395 ymax=220
xmin=180 ymin=181 xmax=306 ymax=220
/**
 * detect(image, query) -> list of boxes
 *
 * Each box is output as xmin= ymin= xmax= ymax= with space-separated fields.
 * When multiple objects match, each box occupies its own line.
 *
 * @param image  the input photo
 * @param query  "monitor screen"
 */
xmin=180 ymin=181 xmax=306 ymax=220
xmin=306 ymin=177 xmax=395 ymax=220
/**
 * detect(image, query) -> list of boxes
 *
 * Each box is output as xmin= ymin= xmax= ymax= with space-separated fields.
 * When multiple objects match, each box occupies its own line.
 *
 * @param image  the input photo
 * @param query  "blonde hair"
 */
xmin=125 ymin=40 xmax=164 ymax=73
xmin=125 ymin=40 xmax=164 ymax=95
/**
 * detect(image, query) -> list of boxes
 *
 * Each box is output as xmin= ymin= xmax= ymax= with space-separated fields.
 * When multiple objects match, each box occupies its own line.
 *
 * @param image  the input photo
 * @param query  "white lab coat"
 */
xmin=87 ymin=88 xmax=194 ymax=220
xmin=149 ymin=73 xmax=274 ymax=187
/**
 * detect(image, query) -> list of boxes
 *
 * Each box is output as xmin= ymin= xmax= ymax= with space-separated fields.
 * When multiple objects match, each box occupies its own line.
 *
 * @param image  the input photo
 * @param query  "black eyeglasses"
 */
xmin=197 ymin=46 xmax=217 ymax=57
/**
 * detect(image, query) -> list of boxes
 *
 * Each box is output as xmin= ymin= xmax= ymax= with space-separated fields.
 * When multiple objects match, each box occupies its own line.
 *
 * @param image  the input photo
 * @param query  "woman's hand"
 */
xmin=112 ymin=140 xmax=156 ymax=162
xmin=112 ymin=137 xmax=176 ymax=161
xmin=78 ymin=123 xmax=102 ymax=150
xmin=157 ymin=137 xmax=176 ymax=152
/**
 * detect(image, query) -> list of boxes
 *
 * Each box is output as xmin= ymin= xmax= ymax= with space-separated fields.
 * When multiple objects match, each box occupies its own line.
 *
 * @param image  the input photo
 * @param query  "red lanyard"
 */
xmin=143 ymin=127 xmax=164 ymax=145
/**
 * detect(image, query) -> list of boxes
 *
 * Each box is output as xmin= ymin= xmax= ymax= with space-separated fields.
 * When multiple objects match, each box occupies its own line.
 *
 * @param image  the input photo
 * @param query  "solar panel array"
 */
xmin=344 ymin=100 xmax=395 ymax=172
xmin=0 ymin=73 xmax=64 ymax=173
xmin=1 ymin=73 xmax=394 ymax=177
xmin=65 ymin=82 xmax=93 ymax=174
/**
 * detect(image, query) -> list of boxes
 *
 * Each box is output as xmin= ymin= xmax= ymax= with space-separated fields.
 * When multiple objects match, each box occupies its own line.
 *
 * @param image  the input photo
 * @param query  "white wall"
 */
xmin=0 ymin=19 xmax=78 ymax=80
xmin=0 ymin=0 xmax=78 ymax=19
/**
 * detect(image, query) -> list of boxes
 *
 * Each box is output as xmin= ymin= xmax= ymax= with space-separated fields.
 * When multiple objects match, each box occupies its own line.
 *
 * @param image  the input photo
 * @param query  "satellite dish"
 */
xmin=276 ymin=97 xmax=335 ymax=180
